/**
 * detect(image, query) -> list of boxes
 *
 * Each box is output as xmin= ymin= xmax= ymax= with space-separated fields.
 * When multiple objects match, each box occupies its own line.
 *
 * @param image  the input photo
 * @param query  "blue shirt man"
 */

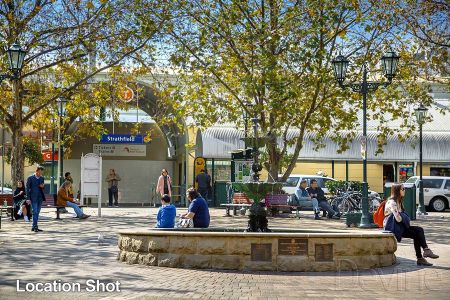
xmin=156 ymin=195 xmax=176 ymax=228
xmin=26 ymin=166 xmax=45 ymax=232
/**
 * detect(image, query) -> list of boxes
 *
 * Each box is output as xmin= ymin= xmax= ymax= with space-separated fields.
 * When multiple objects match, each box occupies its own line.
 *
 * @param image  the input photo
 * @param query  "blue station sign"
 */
xmin=100 ymin=134 xmax=144 ymax=144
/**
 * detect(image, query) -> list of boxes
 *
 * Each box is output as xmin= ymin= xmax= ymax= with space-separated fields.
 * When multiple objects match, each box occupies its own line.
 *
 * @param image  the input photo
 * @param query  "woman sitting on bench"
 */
xmin=13 ymin=180 xmax=32 ymax=222
xmin=57 ymin=181 xmax=90 ymax=219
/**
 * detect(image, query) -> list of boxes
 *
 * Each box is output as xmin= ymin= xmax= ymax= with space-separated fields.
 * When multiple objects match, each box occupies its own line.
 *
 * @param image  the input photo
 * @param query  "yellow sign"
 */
xmin=118 ymin=86 xmax=134 ymax=102
xmin=194 ymin=157 xmax=206 ymax=189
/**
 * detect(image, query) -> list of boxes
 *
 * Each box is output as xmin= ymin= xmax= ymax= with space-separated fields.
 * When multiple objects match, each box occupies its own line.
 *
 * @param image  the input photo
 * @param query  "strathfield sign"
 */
xmin=100 ymin=134 xmax=143 ymax=144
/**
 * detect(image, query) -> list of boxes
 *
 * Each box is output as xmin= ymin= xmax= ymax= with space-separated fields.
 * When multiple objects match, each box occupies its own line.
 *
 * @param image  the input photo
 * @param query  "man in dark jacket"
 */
xmin=307 ymin=179 xmax=340 ymax=219
xmin=195 ymin=169 xmax=210 ymax=199
xmin=26 ymin=166 xmax=46 ymax=232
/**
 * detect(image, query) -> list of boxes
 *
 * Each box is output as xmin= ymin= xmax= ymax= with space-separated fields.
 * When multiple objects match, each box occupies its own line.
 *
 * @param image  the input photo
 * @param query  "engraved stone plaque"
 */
xmin=251 ymin=243 xmax=272 ymax=261
xmin=278 ymin=238 xmax=308 ymax=256
xmin=315 ymin=244 xmax=334 ymax=261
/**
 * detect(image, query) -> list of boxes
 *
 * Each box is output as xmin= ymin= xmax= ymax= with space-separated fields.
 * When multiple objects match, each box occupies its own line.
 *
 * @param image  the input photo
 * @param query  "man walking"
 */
xmin=195 ymin=169 xmax=209 ymax=199
xmin=26 ymin=166 xmax=46 ymax=232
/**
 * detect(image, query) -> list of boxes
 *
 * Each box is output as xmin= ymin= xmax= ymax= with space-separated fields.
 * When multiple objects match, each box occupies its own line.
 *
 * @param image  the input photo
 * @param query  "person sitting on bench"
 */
xmin=307 ymin=179 xmax=340 ymax=219
xmin=13 ymin=180 xmax=32 ymax=222
xmin=57 ymin=181 xmax=90 ymax=219
xmin=295 ymin=180 xmax=321 ymax=220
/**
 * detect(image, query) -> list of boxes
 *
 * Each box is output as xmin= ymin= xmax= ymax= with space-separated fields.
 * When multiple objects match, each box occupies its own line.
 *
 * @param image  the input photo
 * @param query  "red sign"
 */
xmin=42 ymin=151 xmax=58 ymax=161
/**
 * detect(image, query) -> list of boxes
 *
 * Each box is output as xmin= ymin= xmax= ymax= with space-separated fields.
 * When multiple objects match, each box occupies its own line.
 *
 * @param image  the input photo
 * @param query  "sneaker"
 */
xmin=34 ymin=228 xmax=43 ymax=232
xmin=417 ymin=257 xmax=433 ymax=266
xmin=80 ymin=214 xmax=90 ymax=219
xmin=423 ymin=248 xmax=439 ymax=259
xmin=314 ymin=214 xmax=321 ymax=220
xmin=108 ymin=205 xmax=113 ymax=208
xmin=24 ymin=216 xmax=29 ymax=222
xmin=332 ymin=213 xmax=340 ymax=220
xmin=114 ymin=205 xmax=119 ymax=208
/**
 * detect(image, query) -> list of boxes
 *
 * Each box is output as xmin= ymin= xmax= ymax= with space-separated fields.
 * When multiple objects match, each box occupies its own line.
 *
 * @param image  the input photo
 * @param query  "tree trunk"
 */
xmin=10 ymin=80 xmax=24 ymax=188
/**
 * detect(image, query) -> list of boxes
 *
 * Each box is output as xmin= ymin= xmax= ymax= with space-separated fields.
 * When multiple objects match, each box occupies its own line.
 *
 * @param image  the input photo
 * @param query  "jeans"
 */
xmin=198 ymin=188 xmax=208 ymax=200
xmin=402 ymin=226 xmax=428 ymax=258
xmin=298 ymin=197 xmax=320 ymax=214
xmin=31 ymin=199 xmax=43 ymax=229
xmin=108 ymin=188 xmax=118 ymax=206
xmin=66 ymin=201 xmax=84 ymax=218
xmin=318 ymin=200 xmax=337 ymax=216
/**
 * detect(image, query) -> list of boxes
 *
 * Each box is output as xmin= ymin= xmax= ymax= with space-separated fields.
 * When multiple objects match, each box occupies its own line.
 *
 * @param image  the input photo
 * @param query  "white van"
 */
xmin=403 ymin=176 xmax=450 ymax=212
xmin=282 ymin=174 xmax=336 ymax=195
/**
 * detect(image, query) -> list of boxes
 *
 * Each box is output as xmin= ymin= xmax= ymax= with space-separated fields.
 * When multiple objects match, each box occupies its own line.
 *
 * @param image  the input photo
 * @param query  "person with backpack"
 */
xmin=383 ymin=183 xmax=439 ymax=266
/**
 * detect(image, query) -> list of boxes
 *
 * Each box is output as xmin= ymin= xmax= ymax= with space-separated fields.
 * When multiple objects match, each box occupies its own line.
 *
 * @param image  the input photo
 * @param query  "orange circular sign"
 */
xmin=119 ymin=86 xmax=134 ymax=102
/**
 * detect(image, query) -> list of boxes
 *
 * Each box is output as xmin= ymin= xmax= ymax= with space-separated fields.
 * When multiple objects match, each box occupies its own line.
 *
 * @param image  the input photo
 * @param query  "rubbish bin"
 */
xmin=383 ymin=184 xmax=416 ymax=220
xmin=214 ymin=181 xmax=229 ymax=206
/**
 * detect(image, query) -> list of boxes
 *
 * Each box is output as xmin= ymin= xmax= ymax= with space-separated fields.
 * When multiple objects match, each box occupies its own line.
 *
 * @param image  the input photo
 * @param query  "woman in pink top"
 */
xmin=156 ymin=169 xmax=172 ymax=197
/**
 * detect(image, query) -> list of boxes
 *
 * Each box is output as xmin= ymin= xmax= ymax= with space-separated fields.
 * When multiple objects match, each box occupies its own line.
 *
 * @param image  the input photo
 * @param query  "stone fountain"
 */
xmin=117 ymin=113 xmax=398 ymax=272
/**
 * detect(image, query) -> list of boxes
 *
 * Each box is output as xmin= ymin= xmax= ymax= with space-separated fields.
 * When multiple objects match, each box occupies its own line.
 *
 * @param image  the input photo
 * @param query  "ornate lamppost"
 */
xmin=56 ymin=97 xmax=67 ymax=187
xmin=332 ymin=50 xmax=400 ymax=228
xmin=1 ymin=43 xmax=26 ymax=194
xmin=415 ymin=104 xmax=428 ymax=216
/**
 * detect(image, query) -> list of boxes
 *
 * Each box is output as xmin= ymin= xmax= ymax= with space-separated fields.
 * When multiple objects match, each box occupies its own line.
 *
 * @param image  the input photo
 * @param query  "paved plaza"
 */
xmin=0 ymin=207 xmax=449 ymax=300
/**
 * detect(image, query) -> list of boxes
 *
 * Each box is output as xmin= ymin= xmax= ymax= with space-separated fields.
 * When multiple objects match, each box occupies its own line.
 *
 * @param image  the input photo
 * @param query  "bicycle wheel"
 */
xmin=339 ymin=198 xmax=354 ymax=214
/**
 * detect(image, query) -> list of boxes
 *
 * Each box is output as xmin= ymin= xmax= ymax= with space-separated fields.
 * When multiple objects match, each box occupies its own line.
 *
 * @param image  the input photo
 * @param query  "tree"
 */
xmin=162 ymin=0 xmax=435 ymax=181
xmin=0 ymin=0 xmax=169 ymax=185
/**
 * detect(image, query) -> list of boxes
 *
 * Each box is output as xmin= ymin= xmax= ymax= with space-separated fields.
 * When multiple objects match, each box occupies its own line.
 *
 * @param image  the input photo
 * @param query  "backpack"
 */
xmin=373 ymin=200 xmax=387 ymax=228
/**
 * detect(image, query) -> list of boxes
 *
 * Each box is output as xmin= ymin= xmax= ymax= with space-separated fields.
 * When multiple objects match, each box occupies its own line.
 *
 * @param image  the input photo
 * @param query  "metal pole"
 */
xmin=359 ymin=64 xmax=374 ymax=228
xmin=57 ymin=118 xmax=61 ymax=191
xmin=59 ymin=112 xmax=64 ymax=186
xmin=418 ymin=122 xmax=426 ymax=215
xmin=50 ymin=141 xmax=55 ymax=194
xmin=1 ymin=128 xmax=4 ymax=194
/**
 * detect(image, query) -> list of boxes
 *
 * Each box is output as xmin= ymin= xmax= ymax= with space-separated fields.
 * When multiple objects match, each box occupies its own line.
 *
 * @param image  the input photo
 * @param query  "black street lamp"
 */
xmin=57 ymin=97 xmax=68 ymax=187
xmin=332 ymin=50 xmax=400 ymax=228
xmin=1 ymin=43 xmax=27 ymax=83
xmin=415 ymin=104 xmax=428 ymax=216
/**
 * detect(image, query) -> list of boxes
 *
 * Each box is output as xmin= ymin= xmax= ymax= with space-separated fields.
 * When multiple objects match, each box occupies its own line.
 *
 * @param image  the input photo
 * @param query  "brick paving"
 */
xmin=0 ymin=207 xmax=449 ymax=299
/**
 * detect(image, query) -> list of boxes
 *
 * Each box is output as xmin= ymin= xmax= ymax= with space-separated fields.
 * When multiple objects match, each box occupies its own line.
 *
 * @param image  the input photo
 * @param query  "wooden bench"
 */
xmin=42 ymin=194 xmax=87 ymax=220
xmin=220 ymin=203 xmax=252 ymax=216
xmin=265 ymin=194 xmax=300 ymax=218
xmin=0 ymin=194 xmax=14 ymax=226
xmin=221 ymin=193 xmax=253 ymax=216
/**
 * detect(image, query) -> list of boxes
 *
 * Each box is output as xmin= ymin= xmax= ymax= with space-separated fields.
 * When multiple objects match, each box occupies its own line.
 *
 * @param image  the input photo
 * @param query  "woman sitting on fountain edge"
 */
xmin=181 ymin=188 xmax=210 ymax=228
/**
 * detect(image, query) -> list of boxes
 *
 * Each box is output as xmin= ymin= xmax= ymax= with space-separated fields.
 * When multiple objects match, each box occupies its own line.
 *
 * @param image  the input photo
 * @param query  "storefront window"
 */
xmin=430 ymin=167 xmax=450 ymax=177
xmin=207 ymin=160 xmax=231 ymax=181
xmin=399 ymin=163 xmax=415 ymax=183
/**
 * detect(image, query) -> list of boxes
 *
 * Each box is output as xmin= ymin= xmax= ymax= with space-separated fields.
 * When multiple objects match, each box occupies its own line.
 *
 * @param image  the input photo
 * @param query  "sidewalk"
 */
xmin=0 ymin=207 xmax=449 ymax=299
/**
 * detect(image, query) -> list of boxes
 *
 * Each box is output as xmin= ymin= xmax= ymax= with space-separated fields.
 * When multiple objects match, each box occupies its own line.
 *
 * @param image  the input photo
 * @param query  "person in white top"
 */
xmin=384 ymin=183 xmax=439 ymax=266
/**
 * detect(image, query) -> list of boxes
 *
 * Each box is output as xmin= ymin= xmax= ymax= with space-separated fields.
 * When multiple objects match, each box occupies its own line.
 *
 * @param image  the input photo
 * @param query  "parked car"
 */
xmin=281 ymin=174 xmax=336 ymax=195
xmin=403 ymin=176 xmax=450 ymax=212
xmin=0 ymin=187 xmax=13 ymax=194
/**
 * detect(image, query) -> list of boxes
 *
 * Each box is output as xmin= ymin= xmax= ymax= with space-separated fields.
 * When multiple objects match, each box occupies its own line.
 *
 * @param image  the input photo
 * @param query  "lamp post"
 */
xmin=415 ymin=104 xmax=428 ymax=216
xmin=57 ymin=97 xmax=67 ymax=187
xmin=332 ymin=50 xmax=400 ymax=228
xmin=1 ymin=43 xmax=26 ymax=194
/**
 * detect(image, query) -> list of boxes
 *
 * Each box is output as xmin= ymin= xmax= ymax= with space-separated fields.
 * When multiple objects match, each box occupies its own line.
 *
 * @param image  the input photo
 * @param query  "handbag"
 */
xmin=110 ymin=183 xmax=118 ymax=193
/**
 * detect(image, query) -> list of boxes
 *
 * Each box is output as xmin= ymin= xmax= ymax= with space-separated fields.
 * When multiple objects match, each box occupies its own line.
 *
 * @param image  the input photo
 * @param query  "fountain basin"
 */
xmin=118 ymin=228 xmax=397 ymax=272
